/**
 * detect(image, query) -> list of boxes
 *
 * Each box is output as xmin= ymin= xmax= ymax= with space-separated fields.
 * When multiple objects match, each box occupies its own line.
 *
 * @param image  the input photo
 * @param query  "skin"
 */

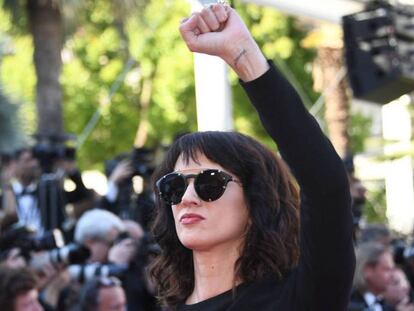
xmin=179 ymin=4 xmax=269 ymax=82
xmin=98 ymin=286 xmax=127 ymax=311
xmin=364 ymin=252 xmax=395 ymax=295
xmin=108 ymin=220 xmax=143 ymax=265
xmin=84 ymin=228 xmax=120 ymax=263
xmin=14 ymin=289 xmax=43 ymax=311
xmin=3 ymin=248 xmax=26 ymax=269
xmin=123 ymin=220 xmax=144 ymax=241
xmin=14 ymin=151 xmax=40 ymax=187
xmin=383 ymin=269 xmax=412 ymax=306
xmin=173 ymin=153 xmax=249 ymax=304
xmin=178 ymin=3 xmax=269 ymax=304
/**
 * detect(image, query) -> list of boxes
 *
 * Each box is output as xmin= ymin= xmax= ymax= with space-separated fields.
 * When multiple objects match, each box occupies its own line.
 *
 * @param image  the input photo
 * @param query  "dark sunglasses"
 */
xmin=156 ymin=169 xmax=240 ymax=205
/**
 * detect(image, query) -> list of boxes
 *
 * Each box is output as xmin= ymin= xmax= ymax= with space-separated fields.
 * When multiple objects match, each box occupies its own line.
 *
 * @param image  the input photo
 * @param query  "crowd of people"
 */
xmin=0 ymin=3 xmax=413 ymax=311
xmin=0 ymin=146 xmax=159 ymax=311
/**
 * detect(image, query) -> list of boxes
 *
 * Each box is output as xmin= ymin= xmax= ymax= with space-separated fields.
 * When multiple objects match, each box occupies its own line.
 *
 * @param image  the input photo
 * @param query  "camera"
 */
xmin=30 ymin=243 xmax=91 ymax=271
xmin=0 ymin=224 xmax=90 ymax=269
xmin=32 ymin=133 xmax=77 ymax=173
xmin=105 ymin=147 xmax=155 ymax=181
xmin=68 ymin=263 xmax=129 ymax=283
xmin=130 ymin=148 xmax=155 ymax=177
xmin=0 ymin=224 xmax=65 ymax=254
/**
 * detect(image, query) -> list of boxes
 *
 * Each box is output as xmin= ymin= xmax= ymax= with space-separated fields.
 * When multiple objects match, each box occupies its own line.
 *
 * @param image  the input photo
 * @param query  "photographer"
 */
xmin=110 ymin=219 xmax=160 ymax=311
xmin=58 ymin=214 xmax=156 ymax=310
xmin=2 ymin=148 xmax=43 ymax=233
xmin=0 ymin=266 xmax=44 ymax=311
xmin=99 ymin=148 xmax=156 ymax=230
xmin=59 ymin=157 xmax=97 ymax=223
xmin=0 ymin=144 xmax=91 ymax=237
xmin=74 ymin=209 xmax=125 ymax=263
xmin=0 ymin=222 xmax=92 ymax=310
xmin=99 ymin=158 xmax=134 ymax=216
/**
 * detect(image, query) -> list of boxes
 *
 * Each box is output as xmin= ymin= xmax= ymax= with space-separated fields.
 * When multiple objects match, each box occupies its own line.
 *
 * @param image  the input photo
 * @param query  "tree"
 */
xmin=2 ymin=0 xmax=147 ymax=139
xmin=232 ymin=3 xmax=318 ymax=147
xmin=1 ymin=0 xmax=319 ymax=170
xmin=4 ymin=0 xmax=64 ymax=136
xmin=303 ymin=24 xmax=351 ymax=158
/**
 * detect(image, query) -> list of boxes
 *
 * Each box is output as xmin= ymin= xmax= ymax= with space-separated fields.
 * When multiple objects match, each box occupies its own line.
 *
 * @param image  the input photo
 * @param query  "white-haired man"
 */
xmin=74 ymin=209 xmax=125 ymax=263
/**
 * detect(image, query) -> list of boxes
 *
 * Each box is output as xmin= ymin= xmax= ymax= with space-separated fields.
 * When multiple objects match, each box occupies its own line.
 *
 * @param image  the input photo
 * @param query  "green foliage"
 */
xmin=364 ymin=182 xmax=388 ymax=224
xmin=1 ymin=0 xmax=319 ymax=170
xmin=62 ymin=1 xmax=136 ymax=169
xmin=127 ymin=0 xmax=197 ymax=144
xmin=2 ymin=0 xmax=28 ymax=33
xmin=61 ymin=0 xmax=196 ymax=170
xmin=0 ymin=26 xmax=36 ymax=135
xmin=231 ymin=2 xmax=317 ymax=148
xmin=349 ymin=111 xmax=372 ymax=154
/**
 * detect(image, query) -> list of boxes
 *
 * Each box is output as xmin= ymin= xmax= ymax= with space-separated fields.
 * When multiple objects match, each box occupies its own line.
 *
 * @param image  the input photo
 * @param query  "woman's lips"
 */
xmin=180 ymin=213 xmax=205 ymax=224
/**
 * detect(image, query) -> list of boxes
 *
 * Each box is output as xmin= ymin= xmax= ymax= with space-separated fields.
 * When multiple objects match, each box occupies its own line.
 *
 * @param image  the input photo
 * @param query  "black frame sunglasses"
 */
xmin=156 ymin=169 xmax=240 ymax=205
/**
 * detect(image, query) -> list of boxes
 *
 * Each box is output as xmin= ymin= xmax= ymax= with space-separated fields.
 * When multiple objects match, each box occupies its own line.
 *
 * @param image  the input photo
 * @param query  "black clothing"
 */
xmin=37 ymin=175 xmax=66 ymax=231
xmin=348 ymin=289 xmax=394 ymax=311
xmin=7 ymin=169 xmax=89 ymax=232
xmin=177 ymin=61 xmax=355 ymax=311
xmin=64 ymin=169 xmax=92 ymax=204
xmin=123 ymin=267 xmax=160 ymax=311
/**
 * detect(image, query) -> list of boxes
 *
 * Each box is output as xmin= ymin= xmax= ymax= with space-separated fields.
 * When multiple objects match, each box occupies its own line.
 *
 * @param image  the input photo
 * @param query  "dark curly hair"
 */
xmin=150 ymin=131 xmax=300 ymax=307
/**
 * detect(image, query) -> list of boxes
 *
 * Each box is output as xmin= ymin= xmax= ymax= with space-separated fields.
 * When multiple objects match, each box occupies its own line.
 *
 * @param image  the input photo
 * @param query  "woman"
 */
xmin=150 ymin=4 xmax=355 ymax=310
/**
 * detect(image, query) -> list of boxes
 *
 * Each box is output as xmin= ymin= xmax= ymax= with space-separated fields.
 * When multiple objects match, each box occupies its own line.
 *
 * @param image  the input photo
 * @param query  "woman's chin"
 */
xmin=179 ymin=236 xmax=211 ymax=251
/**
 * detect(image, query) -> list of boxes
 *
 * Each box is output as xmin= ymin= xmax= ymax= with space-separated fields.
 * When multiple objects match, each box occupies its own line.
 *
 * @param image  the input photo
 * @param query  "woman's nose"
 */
xmin=179 ymin=181 xmax=201 ymax=206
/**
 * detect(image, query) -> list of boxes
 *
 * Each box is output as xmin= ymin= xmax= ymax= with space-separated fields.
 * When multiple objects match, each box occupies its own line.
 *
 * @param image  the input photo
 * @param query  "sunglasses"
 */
xmin=156 ymin=169 xmax=240 ymax=205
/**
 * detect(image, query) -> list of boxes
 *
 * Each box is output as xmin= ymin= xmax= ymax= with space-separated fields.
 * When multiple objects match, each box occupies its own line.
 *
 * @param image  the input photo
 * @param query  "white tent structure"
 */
xmin=241 ymin=0 xmax=364 ymax=24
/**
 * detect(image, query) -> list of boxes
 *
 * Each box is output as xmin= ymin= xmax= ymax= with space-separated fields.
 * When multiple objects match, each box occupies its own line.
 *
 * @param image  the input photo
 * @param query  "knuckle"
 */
xmin=187 ymin=42 xmax=197 ymax=52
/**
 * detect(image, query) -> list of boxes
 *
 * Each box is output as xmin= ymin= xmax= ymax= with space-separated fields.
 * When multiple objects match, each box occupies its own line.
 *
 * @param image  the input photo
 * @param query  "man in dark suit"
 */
xmin=349 ymin=242 xmax=395 ymax=311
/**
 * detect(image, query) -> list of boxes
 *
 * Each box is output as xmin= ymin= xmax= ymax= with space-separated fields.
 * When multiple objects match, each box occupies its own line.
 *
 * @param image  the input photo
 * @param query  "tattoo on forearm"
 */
xmin=234 ymin=48 xmax=247 ymax=68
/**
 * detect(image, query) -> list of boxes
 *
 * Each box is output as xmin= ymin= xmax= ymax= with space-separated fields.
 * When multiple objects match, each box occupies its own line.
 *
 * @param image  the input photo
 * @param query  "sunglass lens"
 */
xmin=196 ymin=170 xmax=227 ymax=201
xmin=159 ymin=174 xmax=186 ymax=204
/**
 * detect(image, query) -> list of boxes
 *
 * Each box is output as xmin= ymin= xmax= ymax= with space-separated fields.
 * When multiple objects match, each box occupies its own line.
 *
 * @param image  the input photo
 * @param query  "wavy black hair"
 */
xmin=150 ymin=131 xmax=300 ymax=307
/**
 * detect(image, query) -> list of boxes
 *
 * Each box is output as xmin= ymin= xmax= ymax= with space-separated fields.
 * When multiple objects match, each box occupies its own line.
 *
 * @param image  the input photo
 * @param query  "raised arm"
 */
xmin=179 ymin=4 xmax=348 ymax=194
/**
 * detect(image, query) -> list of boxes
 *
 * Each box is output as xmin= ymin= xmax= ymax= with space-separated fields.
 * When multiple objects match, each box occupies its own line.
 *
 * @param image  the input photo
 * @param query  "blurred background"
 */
xmin=0 ymin=0 xmax=413 ymax=232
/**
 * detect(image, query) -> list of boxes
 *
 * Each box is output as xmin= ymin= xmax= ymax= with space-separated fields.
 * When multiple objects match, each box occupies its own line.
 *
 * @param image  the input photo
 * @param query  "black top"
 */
xmin=177 ymin=61 xmax=356 ymax=311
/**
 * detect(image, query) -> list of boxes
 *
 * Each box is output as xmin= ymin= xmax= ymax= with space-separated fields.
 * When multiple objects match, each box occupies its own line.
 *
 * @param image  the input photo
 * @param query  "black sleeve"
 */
xmin=240 ymin=61 xmax=355 ymax=310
